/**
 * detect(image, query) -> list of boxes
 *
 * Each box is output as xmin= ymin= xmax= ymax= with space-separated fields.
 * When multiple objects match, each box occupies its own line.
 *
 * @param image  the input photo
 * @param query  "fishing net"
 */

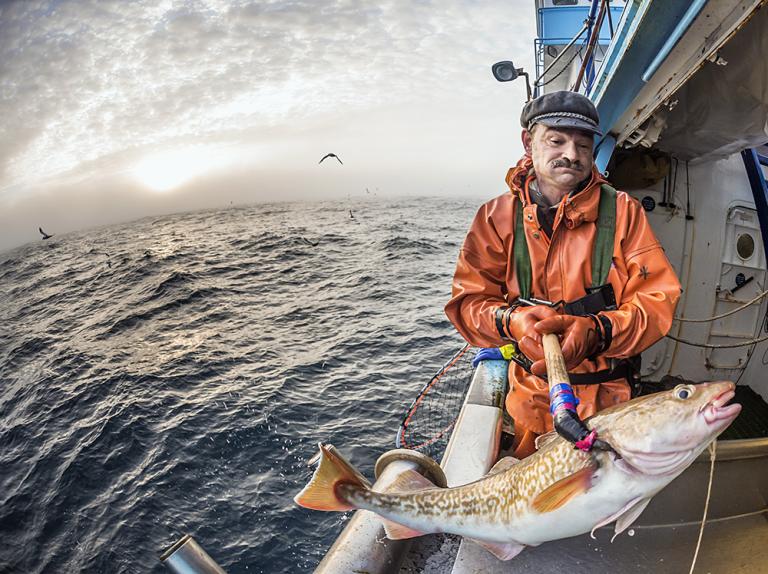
xmin=395 ymin=344 xmax=478 ymax=461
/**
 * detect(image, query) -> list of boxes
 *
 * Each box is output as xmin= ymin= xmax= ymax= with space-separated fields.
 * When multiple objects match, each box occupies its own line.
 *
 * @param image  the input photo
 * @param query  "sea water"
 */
xmin=0 ymin=196 xmax=481 ymax=573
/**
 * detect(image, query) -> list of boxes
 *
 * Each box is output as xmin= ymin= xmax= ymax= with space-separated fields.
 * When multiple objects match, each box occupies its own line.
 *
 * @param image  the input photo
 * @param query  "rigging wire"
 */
xmin=665 ymin=332 xmax=768 ymax=349
xmin=537 ymin=43 xmax=586 ymax=89
xmin=674 ymin=289 xmax=768 ymax=322
xmin=606 ymin=0 xmax=615 ymax=37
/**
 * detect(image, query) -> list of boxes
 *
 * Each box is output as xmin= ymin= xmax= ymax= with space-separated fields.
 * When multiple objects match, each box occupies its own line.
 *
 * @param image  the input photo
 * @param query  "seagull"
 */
xmin=38 ymin=227 xmax=53 ymax=240
xmin=319 ymin=153 xmax=343 ymax=165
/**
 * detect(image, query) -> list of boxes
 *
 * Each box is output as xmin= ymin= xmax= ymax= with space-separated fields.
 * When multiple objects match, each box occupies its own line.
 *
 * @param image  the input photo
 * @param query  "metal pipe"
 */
xmin=573 ymin=0 xmax=608 ymax=92
xmin=160 ymin=534 xmax=227 ymax=574
xmin=641 ymin=0 xmax=707 ymax=82
xmin=586 ymin=0 xmax=600 ymax=24
xmin=595 ymin=134 xmax=617 ymax=172
xmin=741 ymin=149 xmax=768 ymax=265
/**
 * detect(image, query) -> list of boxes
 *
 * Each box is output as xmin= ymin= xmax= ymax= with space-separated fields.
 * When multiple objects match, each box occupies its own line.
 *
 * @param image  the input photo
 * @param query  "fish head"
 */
xmin=592 ymin=381 xmax=741 ymax=476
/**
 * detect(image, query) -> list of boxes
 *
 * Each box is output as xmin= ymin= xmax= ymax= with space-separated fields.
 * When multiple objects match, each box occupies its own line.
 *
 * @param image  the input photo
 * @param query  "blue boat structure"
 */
xmin=161 ymin=1 xmax=768 ymax=572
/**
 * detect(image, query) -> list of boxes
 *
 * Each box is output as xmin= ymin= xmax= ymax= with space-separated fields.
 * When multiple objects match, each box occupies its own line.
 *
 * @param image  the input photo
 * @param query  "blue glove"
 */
xmin=472 ymin=347 xmax=504 ymax=367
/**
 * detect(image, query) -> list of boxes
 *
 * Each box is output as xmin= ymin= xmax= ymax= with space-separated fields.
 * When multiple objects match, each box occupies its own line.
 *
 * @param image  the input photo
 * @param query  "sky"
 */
xmin=0 ymin=0 xmax=536 ymax=252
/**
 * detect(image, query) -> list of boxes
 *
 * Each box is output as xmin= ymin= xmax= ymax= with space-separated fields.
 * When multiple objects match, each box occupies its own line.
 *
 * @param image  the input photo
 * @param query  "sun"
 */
xmin=133 ymin=147 xmax=219 ymax=192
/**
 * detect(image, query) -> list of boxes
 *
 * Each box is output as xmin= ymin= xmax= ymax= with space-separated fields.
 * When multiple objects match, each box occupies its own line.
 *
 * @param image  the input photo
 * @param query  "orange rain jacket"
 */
xmin=446 ymin=156 xmax=682 ymax=442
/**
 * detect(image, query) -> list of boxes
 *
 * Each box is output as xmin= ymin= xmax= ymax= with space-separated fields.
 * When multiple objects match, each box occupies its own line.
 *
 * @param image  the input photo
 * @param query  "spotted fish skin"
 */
xmin=295 ymin=381 xmax=741 ymax=558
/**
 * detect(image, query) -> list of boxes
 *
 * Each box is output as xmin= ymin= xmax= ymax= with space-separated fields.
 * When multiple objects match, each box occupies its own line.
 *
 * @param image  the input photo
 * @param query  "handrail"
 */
xmin=640 ymin=0 xmax=707 ymax=82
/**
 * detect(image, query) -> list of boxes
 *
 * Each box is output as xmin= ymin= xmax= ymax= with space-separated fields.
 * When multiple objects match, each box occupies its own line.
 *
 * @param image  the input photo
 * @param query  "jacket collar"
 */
xmin=505 ymin=155 xmax=608 ymax=228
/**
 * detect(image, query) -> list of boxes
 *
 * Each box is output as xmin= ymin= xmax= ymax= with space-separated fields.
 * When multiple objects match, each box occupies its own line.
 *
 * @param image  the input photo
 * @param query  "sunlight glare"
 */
xmin=133 ymin=147 xmax=225 ymax=192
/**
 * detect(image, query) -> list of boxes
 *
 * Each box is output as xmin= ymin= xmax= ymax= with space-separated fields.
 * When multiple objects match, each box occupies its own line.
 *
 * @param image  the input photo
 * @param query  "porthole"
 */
xmin=736 ymin=233 xmax=755 ymax=260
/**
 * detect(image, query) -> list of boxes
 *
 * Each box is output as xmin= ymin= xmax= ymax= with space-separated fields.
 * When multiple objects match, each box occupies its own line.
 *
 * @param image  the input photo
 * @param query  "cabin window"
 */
xmin=737 ymin=233 xmax=755 ymax=260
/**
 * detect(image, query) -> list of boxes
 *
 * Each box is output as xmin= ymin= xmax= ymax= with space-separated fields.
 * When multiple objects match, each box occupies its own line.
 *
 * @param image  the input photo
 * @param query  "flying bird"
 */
xmin=38 ymin=227 xmax=53 ymax=240
xmin=319 ymin=153 xmax=343 ymax=165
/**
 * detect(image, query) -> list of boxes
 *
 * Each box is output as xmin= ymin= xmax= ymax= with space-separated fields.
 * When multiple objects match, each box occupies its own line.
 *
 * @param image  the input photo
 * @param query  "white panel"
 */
xmin=440 ymin=405 xmax=502 ymax=488
xmin=704 ymin=206 xmax=767 ymax=372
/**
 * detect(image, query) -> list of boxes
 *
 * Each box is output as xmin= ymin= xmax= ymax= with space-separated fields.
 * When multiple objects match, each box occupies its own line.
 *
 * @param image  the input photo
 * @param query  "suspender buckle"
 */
xmin=562 ymin=283 xmax=617 ymax=317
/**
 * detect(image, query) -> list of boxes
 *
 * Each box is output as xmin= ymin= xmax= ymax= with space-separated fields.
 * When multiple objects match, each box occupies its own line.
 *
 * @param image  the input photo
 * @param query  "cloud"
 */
xmin=0 ymin=0 xmax=535 ymax=250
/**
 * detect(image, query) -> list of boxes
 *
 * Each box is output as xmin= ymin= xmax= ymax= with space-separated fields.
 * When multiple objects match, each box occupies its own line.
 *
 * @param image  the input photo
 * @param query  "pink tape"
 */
xmin=574 ymin=429 xmax=598 ymax=452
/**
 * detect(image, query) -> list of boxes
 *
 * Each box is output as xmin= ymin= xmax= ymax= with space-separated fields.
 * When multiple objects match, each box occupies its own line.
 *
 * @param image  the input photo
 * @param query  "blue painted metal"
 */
xmin=641 ymin=0 xmax=708 ymax=82
xmin=585 ymin=0 xmax=600 ymax=37
xmin=589 ymin=1 xmax=695 ymax=139
xmin=594 ymin=134 xmax=617 ymax=173
xmin=588 ymin=0 xmax=648 ymax=102
xmin=741 ymin=149 xmax=768 ymax=257
xmin=537 ymin=6 xmax=623 ymax=45
xmin=758 ymin=154 xmax=768 ymax=167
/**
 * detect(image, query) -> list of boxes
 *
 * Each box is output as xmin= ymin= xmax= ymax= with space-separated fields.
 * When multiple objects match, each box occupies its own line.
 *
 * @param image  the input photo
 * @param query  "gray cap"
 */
xmin=520 ymin=90 xmax=602 ymax=136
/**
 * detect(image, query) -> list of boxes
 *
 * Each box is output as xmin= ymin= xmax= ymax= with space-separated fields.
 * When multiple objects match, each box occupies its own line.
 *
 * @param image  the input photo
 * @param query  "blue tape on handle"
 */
xmin=549 ymin=383 xmax=580 ymax=415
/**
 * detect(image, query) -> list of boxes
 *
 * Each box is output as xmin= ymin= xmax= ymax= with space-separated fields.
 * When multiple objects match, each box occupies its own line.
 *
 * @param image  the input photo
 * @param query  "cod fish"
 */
xmin=294 ymin=381 xmax=741 ymax=560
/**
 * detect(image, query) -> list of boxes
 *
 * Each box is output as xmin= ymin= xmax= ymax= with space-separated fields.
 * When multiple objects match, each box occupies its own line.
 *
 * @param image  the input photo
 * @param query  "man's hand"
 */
xmin=532 ymin=314 xmax=601 ymax=375
xmin=506 ymin=305 xmax=559 ymax=370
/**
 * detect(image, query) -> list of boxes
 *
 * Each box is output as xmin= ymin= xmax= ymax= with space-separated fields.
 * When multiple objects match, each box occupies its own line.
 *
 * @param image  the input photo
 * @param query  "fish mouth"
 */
xmin=702 ymin=386 xmax=741 ymax=425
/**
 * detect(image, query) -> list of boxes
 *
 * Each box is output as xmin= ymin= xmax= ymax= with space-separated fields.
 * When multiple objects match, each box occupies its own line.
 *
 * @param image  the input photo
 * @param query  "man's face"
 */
xmin=523 ymin=125 xmax=594 ymax=191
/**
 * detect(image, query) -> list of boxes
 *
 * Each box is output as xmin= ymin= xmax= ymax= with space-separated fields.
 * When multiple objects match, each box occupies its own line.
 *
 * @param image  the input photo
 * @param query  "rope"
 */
xmin=689 ymin=441 xmax=716 ymax=574
xmin=674 ymin=290 xmax=768 ymax=323
xmin=665 ymin=332 xmax=768 ymax=349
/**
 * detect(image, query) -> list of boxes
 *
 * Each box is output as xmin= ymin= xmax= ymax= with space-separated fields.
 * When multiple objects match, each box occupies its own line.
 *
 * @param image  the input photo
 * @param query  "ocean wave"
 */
xmin=0 ymin=197 xmax=478 ymax=574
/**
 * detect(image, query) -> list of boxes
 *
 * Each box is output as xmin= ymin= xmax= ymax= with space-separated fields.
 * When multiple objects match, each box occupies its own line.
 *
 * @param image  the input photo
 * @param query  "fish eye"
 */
xmin=673 ymin=384 xmax=695 ymax=400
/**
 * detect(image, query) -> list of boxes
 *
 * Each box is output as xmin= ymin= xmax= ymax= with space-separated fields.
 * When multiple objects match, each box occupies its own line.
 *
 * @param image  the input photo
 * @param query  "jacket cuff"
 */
xmin=596 ymin=313 xmax=614 ymax=354
xmin=495 ymin=307 xmax=512 ymax=339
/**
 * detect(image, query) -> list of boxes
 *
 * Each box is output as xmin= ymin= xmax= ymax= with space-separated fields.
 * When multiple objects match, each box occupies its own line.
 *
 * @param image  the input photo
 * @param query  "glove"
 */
xmin=532 ymin=314 xmax=601 ymax=376
xmin=505 ymin=305 xmax=559 ymax=371
xmin=472 ymin=347 xmax=504 ymax=367
xmin=471 ymin=344 xmax=520 ymax=367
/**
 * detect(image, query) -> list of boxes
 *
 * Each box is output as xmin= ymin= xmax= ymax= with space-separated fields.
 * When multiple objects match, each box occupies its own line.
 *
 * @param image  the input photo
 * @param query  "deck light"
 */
xmin=492 ymin=60 xmax=532 ymax=101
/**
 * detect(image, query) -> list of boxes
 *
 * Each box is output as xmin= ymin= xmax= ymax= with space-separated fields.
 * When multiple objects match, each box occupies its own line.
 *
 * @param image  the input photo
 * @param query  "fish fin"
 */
xmin=383 ymin=469 xmax=436 ymax=493
xmin=612 ymin=497 xmax=651 ymax=542
xmin=535 ymin=431 xmax=559 ymax=450
xmin=294 ymin=443 xmax=370 ymax=512
xmin=381 ymin=518 xmax=428 ymax=540
xmin=486 ymin=456 xmax=520 ymax=476
xmin=467 ymin=538 xmax=526 ymax=561
xmin=588 ymin=496 xmax=646 ymax=540
xmin=532 ymin=465 xmax=595 ymax=514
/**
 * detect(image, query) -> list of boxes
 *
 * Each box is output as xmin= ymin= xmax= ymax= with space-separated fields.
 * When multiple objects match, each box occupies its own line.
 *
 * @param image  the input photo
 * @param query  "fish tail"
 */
xmin=294 ymin=443 xmax=371 ymax=511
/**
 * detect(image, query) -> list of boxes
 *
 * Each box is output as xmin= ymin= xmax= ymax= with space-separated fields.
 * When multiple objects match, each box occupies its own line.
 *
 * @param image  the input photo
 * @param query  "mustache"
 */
xmin=551 ymin=158 xmax=583 ymax=169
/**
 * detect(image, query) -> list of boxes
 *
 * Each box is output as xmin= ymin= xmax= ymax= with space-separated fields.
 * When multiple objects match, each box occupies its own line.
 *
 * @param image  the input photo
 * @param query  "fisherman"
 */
xmin=445 ymin=90 xmax=682 ymax=459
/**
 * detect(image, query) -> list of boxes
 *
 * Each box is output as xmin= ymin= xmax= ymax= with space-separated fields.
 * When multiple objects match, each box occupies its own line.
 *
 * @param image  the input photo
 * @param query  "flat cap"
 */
xmin=520 ymin=90 xmax=602 ymax=136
